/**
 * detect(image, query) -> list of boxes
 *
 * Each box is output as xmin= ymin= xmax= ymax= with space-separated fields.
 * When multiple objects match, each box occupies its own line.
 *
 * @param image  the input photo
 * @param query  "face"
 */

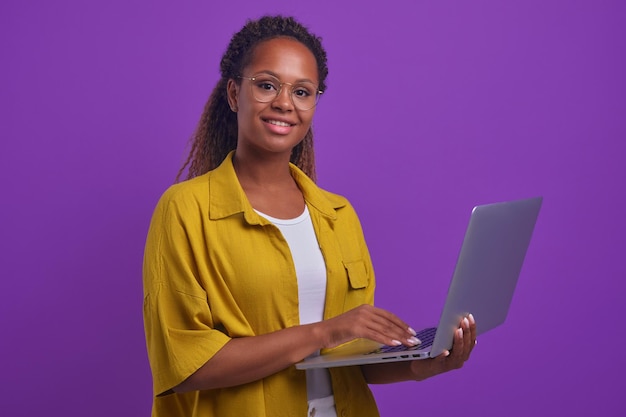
xmin=227 ymin=37 xmax=319 ymax=160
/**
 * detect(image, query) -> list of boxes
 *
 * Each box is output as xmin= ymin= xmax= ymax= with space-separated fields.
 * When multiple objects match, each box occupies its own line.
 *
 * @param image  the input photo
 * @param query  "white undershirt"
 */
xmin=255 ymin=206 xmax=335 ymax=405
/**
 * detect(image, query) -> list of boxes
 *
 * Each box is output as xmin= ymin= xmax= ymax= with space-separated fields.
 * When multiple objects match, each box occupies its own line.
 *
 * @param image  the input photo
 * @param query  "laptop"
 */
xmin=296 ymin=196 xmax=543 ymax=370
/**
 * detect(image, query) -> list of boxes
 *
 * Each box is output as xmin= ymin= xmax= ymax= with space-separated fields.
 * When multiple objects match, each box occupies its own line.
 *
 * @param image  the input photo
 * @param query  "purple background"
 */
xmin=2 ymin=1 xmax=625 ymax=415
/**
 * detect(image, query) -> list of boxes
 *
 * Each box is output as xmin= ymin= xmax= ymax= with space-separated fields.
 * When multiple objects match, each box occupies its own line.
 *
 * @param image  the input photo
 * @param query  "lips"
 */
xmin=264 ymin=119 xmax=294 ymax=127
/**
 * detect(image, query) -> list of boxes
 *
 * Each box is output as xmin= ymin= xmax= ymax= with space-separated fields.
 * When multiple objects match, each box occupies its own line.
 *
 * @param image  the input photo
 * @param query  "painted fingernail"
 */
xmin=463 ymin=317 xmax=470 ymax=328
xmin=468 ymin=313 xmax=475 ymax=324
xmin=408 ymin=327 xmax=417 ymax=336
xmin=444 ymin=350 xmax=450 ymax=357
xmin=457 ymin=328 xmax=463 ymax=337
xmin=408 ymin=337 xmax=421 ymax=345
xmin=391 ymin=340 xmax=402 ymax=346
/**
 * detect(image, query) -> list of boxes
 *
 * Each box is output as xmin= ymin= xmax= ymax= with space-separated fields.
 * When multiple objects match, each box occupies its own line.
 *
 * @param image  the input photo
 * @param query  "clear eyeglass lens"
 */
xmin=248 ymin=75 xmax=320 ymax=110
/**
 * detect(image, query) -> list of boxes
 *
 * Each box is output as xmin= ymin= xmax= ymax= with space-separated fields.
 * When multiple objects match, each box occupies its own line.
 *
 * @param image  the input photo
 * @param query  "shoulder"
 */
xmin=308 ymin=183 xmax=362 ymax=227
xmin=317 ymin=187 xmax=352 ymax=211
xmin=304 ymin=182 xmax=360 ymax=220
xmin=152 ymin=174 xmax=211 ymax=219
xmin=161 ymin=172 xmax=210 ymax=201
xmin=290 ymin=164 xmax=356 ymax=216
xmin=161 ymin=174 xmax=210 ymax=201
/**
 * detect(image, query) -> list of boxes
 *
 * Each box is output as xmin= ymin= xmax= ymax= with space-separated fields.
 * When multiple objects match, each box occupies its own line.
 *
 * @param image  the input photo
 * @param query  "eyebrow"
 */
xmin=253 ymin=70 xmax=318 ymax=85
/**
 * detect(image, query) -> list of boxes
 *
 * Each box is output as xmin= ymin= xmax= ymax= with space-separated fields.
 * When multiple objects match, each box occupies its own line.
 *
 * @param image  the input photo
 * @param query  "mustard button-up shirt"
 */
xmin=143 ymin=152 xmax=380 ymax=416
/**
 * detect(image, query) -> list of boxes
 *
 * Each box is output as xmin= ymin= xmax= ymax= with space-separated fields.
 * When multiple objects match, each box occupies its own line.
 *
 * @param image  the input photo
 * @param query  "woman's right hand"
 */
xmin=315 ymin=304 xmax=420 ymax=349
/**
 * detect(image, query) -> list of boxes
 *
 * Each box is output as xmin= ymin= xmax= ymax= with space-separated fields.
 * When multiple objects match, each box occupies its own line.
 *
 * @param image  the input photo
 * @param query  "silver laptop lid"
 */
xmin=429 ymin=196 xmax=543 ymax=357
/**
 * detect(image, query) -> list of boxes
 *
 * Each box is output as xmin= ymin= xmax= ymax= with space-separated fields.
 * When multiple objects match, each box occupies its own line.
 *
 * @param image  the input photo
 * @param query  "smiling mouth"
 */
xmin=265 ymin=119 xmax=293 ymax=127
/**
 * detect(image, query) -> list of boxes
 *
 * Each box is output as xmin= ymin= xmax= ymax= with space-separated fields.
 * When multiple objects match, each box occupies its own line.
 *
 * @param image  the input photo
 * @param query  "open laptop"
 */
xmin=296 ymin=196 xmax=543 ymax=370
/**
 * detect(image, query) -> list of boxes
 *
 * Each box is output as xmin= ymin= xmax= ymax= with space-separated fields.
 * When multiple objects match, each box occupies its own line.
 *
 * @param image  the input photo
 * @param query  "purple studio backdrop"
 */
xmin=1 ymin=1 xmax=625 ymax=416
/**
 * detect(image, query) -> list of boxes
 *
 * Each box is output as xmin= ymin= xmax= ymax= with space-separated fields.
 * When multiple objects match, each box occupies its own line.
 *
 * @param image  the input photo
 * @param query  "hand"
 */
xmin=409 ymin=314 xmax=477 ymax=381
xmin=317 ymin=304 xmax=420 ymax=350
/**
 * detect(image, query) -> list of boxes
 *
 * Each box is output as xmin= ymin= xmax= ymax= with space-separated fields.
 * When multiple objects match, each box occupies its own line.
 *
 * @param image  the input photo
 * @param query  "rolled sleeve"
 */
xmin=143 ymin=186 xmax=231 ymax=396
xmin=143 ymin=285 xmax=231 ymax=395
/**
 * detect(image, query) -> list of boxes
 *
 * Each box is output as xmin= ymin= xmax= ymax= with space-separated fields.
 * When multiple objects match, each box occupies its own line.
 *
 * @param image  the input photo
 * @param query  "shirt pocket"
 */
xmin=343 ymin=260 xmax=369 ymax=289
xmin=342 ymin=260 xmax=370 ymax=311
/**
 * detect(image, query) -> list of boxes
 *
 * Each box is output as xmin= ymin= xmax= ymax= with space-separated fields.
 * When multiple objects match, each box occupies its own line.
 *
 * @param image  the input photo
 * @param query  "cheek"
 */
xmin=236 ymin=102 xmax=261 ymax=126
xmin=299 ymin=107 xmax=315 ymax=123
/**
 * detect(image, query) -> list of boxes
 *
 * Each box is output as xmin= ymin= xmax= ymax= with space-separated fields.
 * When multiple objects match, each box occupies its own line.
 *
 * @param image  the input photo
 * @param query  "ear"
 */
xmin=226 ymin=79 xmax=239 ymax=112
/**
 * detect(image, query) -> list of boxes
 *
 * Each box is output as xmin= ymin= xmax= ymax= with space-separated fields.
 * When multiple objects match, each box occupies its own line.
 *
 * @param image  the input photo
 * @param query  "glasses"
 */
xmin=239 ymin=74 xmax=323 ymax=111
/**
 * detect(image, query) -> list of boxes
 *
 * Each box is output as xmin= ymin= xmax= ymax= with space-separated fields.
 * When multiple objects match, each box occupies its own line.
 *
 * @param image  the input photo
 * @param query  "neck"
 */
xmin=232 ymin=148 xmax=305 ymax=219
xmin=232 ymin=149 xmax=294 ymax=188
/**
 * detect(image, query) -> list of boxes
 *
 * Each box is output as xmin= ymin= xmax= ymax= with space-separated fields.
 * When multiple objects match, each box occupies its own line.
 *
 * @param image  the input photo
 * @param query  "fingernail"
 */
xmin=457 ymin=328 xmax=463 ymax=337
xmin=444 ymin=350 xmax=450 ymax=357
xmin=468 ymin=314 xmax=475 ymax=324
xmin=408 ymin=327 xmax=417 ymax=336
xmin=408 ymin=337 xmax=421 ymax=345
xmin=391 ymin=340 xmax=402 ymax=346
xmin=463 ymin=317 xmax=470 ymax=328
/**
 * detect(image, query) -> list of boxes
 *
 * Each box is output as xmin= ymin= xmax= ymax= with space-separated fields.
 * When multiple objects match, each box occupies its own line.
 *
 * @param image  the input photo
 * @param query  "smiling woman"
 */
xmin=226 ymin=37 xmax=319 ymax=205
xmin=142 ymin=15 xmax=476 ymax=417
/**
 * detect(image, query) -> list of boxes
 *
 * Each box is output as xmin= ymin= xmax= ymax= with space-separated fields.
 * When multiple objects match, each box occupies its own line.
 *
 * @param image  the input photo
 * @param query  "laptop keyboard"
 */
xmin=366 ymin=327 xmax=437 ymax=354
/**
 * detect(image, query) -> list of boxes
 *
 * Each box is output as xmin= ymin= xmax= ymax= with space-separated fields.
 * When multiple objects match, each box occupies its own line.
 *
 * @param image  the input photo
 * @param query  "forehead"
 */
xmin=245 ymin=37 xmax=318 ymax=82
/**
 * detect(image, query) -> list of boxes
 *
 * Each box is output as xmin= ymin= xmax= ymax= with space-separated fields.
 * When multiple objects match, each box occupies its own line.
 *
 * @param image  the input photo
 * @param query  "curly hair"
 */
xmin=176 ymin=15 xmax=329 ymax=182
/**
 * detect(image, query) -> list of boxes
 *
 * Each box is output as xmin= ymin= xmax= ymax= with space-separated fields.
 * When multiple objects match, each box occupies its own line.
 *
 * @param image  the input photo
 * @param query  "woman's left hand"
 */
xmin=409 ymin=313 xmax=477 ymax=381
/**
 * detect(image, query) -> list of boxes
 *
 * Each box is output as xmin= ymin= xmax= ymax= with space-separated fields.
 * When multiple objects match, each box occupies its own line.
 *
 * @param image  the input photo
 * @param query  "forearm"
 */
xmin=173 ymin=303 xmax=421 ymax=392
xmin=360 ymin=361 xmax=417 ymax=384
xmin=174 ymin=322 xmax=324 ymax=392
xmin=361 ymin=358 xmax=448 ymax=384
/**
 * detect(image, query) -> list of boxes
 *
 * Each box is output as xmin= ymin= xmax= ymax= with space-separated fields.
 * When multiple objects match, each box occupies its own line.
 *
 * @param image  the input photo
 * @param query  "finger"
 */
xmin=448 ymin=328 xmax=467 ymax=369
xmin=361 ymin=307 xmax=419 ymax=346
xmin=433 ymin=349 xmax=451 ymax=364
xmin=467 ymin=313 xmax=477 ymax=353
xmin=362 ymin=313 xmax=420 ymax=347
xmin=445 ymin=329 xmax=460 ymax=359
xmin=461 ymin=317 xmax=473 ymax=359
xmin=368 ymin=306 xmax=414 ymax=335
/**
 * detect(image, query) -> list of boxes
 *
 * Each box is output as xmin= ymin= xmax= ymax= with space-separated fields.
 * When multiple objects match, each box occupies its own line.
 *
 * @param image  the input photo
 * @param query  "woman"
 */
xmin=143 ymin=15 xmax=476 ymax=417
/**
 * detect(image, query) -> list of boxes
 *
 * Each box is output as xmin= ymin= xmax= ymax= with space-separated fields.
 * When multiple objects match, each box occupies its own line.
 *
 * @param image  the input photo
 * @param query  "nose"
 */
xmin=271 ymin=83 xmax=294 ymax=111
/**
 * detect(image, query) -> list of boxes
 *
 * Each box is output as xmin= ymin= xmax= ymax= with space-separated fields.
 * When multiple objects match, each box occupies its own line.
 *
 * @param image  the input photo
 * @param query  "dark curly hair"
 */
xmin=176 ymin=15 xmax=329 ymax=182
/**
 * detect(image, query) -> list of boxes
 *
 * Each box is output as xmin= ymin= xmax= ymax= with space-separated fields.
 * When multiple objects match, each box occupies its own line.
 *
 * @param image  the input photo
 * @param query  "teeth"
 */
xmin=267 ymin=120 xmax=290 ymax=127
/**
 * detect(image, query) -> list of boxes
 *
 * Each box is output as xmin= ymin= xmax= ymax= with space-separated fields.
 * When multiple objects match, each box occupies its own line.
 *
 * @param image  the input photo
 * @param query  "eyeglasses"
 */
xmin=238 ymin=74 xmax=323 ymax=111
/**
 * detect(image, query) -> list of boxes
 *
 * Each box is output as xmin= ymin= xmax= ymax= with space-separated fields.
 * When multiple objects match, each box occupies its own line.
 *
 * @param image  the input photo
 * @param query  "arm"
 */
xmin=174 ymin=304 xmax=420 ymax=393
xmin=175 ymin=322 xmax=322 ymax=392
xmin=361 ymin=314 xmax=477 ymax=384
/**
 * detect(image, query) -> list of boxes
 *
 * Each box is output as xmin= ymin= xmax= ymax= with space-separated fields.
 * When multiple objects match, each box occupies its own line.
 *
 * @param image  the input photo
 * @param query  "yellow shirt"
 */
xmin=143 ymin=152 xmax=380 ymax=417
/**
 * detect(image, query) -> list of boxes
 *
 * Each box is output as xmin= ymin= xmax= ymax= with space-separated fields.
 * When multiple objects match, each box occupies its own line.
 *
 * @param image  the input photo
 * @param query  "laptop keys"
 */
xmin=366 ymin=327 xmax=436 ymax=354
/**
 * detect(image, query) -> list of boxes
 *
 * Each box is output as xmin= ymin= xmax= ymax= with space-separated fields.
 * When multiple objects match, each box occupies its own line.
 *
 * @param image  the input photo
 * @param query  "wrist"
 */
xmin=410 ymin=359 xmax=431 ymax=382
xmin=309 ymin=320 xmax=328 ymax=350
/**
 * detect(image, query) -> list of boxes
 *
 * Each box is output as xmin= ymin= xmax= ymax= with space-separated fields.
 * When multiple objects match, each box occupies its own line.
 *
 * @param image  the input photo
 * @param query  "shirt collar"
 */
xmin=208 ymin=151 xmax=345 ymax=223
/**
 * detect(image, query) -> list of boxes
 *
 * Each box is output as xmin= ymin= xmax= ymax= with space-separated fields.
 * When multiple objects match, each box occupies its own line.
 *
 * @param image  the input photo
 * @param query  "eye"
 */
xmin=293 ymin=85 xmax=313 ymax=98
xmin=254 ymin=79 xmax=278 ymax=92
